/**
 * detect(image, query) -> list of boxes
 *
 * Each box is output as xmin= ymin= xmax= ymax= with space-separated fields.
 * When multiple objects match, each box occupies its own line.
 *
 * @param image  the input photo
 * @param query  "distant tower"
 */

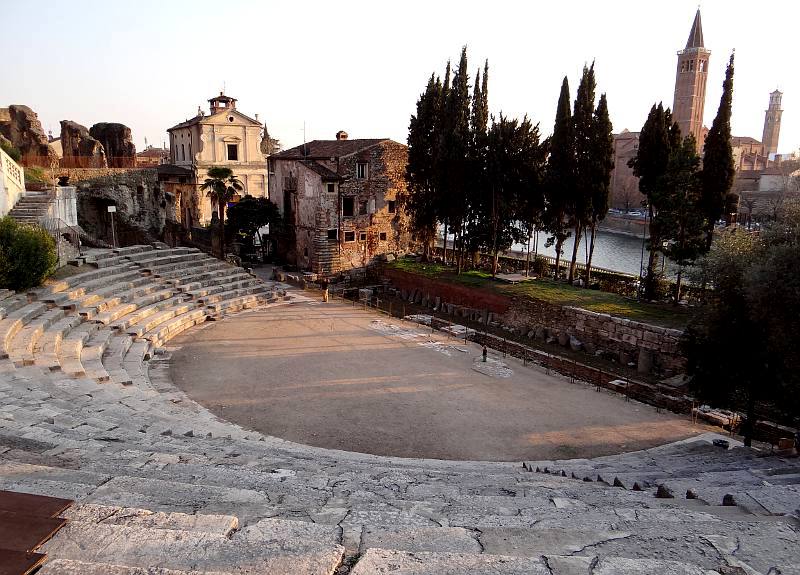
xmin=672 ymin=9 xmax=710 ymax=151
xmin=761 ymin=90 xmax=783 ymax=157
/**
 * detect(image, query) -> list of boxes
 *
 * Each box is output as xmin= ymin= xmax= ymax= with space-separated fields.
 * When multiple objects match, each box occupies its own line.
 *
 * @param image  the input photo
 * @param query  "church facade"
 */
xmin=160 ymin=93 xmax=270 ymax=229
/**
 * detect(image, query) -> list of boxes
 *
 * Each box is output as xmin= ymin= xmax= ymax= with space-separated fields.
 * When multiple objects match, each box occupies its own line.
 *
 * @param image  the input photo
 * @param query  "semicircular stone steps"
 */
xmin=0 ymin=245 xmax=798 ymax=574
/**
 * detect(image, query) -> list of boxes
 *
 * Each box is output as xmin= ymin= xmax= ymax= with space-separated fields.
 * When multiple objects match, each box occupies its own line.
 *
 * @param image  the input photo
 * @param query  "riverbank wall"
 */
xmin=597 ymin=213 xmax=649 ymax=237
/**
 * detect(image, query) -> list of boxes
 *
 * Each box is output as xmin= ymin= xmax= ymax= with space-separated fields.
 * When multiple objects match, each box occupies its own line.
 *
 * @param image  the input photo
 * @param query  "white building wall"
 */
xmin=0 ymin=147 xmax=25 ymax=217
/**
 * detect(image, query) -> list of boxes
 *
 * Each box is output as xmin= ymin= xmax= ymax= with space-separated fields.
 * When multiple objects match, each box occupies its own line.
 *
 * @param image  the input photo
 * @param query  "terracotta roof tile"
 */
xmin=272 ymin=139 xmax=390 ymax=160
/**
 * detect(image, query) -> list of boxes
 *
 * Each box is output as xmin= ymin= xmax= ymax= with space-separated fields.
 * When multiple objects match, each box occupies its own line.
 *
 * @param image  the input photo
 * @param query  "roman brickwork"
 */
xmin=672 ymin=9 xmax=710 ymax=151
xmin=270 ymin=136 xmax=411 ymax=275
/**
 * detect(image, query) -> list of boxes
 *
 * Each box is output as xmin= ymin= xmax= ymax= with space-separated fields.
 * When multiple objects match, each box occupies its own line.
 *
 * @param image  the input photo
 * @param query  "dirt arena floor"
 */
xmin=169 ymin=299 xmax=715 ymax=461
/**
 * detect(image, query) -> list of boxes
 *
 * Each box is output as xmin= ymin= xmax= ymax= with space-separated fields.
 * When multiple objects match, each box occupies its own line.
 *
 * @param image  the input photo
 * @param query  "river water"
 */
xmin=442 ymin=228 xmax=663 ymax=277
xmin=510 ymin=229 xmax=652 ymax=277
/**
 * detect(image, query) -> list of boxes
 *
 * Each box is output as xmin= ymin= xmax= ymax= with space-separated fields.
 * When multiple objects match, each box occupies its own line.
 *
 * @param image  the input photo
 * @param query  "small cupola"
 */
xmin=209 ymin=92 xmax=237 ymax=115
xmin=335 ymin=130 xmax=349 ymax=141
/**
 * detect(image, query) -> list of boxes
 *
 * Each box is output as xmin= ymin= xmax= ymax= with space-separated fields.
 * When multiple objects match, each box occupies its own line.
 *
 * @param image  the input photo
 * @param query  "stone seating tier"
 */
xmin=0 ymin=245 xmax=797 ymax=574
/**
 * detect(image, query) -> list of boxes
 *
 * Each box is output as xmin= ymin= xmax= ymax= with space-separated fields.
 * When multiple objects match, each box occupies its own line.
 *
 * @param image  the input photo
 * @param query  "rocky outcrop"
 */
xmin=0 ymin=104 xmax=58 ymax=164
xmin=89 ymin=122 xmax=136 ymax=167
xmin=60 ymin=120 xmax=107 ymax=168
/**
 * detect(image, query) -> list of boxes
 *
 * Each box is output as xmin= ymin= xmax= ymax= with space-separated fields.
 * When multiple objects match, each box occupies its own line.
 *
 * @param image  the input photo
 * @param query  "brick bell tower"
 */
xmin=761 ymin=89 xmax=783 ymax=157
xmin=672 ymin=9 xmax=710 ymax=151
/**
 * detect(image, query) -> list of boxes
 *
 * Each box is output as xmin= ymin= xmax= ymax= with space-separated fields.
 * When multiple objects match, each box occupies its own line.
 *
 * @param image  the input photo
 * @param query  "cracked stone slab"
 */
xmin=63 ymin=503 xmax=239 ymax=536
xmin=84 ymin=475 xmax=269 ymax=512
xmin=592 ymin=556 xmax=723 ymax=574
xmin=702 ymin=534 xmax=800 ymax=575
xmin=359 ymin=526 xmax=481 ymax=554
xmin=479 ymin=527 xmax=631 ymax=556
xmin=41 ymin=520 xmax=344 ymax=574
xmin=38 ymin=558 xmax=234 ymax=575
xmin=350 ymin=548 xmax=551 ymax=574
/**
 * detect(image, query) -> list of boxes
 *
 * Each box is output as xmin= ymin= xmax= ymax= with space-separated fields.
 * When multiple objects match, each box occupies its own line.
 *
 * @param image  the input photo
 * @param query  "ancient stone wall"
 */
xmin=56 ymin=167 xmax=140 ymax=183
xmin=383 ymin=267 xmax=685 ymax=375
xmin=89 ymin=123 xmax=136 ymax=168
xmin=0 ymin=105 xmax=57 ymax=164
xmin=60 ymin=120 xmax=106 ymax=168
xmin=501 ymin=300 xmax=685 ymax=374
xmin=74 ymin=168 xmax=173 ymax=245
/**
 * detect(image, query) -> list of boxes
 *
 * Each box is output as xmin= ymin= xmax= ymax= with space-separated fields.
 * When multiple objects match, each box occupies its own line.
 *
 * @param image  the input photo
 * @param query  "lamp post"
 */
xmin=107 ymin=205 xmax=117 ymax=248
xmin=637 ymin=204 xmax=649 ymax=301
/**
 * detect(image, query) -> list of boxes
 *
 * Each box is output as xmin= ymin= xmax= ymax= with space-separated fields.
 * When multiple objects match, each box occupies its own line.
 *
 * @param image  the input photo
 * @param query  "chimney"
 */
xmin=336 ymin=130 xmax=349 ymax=141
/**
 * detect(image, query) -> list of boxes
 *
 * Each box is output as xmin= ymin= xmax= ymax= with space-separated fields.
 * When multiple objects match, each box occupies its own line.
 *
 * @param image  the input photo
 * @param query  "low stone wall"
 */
xmin=56 ymin=166 xmax=141 ymax=183
xmin=383 ymin=267 xmax=685 ymax=375
xmin=501 ymin=300 xmax=685 ymax=374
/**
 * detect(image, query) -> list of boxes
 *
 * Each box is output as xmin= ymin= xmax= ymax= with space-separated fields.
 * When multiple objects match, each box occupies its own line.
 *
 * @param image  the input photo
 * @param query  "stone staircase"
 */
xmin=7 ymin=190 xmax=53 ymax=224
xmin=0 ymin=247 xmax=798 ymax=574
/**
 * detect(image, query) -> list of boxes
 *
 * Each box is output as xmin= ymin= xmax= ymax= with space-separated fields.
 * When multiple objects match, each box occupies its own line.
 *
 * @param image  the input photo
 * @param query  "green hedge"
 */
xmin=0 ymin=217 xmax=58 ymax=291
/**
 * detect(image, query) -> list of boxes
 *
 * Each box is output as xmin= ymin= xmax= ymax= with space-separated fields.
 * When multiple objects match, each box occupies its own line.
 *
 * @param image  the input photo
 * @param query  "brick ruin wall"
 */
xmin=383 ymin=268 xmax=685 ymax=375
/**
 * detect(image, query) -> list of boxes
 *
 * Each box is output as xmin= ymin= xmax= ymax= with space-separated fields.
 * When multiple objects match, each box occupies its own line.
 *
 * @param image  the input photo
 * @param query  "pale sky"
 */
xmin=2 ymin=0 xmax=797 ymax=155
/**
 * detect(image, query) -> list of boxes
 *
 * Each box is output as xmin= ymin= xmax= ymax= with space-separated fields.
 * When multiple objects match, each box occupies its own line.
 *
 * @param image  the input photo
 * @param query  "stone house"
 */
xmin=164 ymin=93 xmax=269 ymax=228
xmin=268 ymin=132 xmax=410 ymax=274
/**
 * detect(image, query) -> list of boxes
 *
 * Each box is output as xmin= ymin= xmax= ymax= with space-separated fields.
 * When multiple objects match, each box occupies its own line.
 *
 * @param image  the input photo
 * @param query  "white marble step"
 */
xmin=7 ymin=306 xmax=66 ymax=365
xmin=41 ymin=518 xmax=343 ymax=574
xmin=145 ymin=308 xmax=208 ymax=347
xmin=38 ymin=559 xmax=233 ymax=575
xmin=127 ymin=302 xmax=196 ymax=338
xmin=198 ymin=283 xmax=266 ymax=306
xmin=58 ymin=323 xmax=101 ymax=377
xmin=34 ymin=315 xmax=85 ymax=370
xmin=63 ymin=503 xmax=238 ymax=536
xmin=182 ymin=274 xmax=257 ymax=297
xmin=111 ymin=295 xmax=191 ymax=332
xmin=350 ymin=549 xmax=721 ymax=575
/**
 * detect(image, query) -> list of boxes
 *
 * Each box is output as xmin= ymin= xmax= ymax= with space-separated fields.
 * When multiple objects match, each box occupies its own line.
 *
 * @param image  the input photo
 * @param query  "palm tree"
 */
xmin=200 ymin=167 xmax=244 ymax=257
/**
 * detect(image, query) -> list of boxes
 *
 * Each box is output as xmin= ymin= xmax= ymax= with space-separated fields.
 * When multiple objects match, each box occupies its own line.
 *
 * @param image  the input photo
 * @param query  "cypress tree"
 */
xmin=405 ymin=74 xmax=443 ymax=260
xmin=700 ymin=53 xmax=735 ymax=250
xmin=585 ymin=92 xmax=614 ymax=285
xmin=568 ymin=63 xmax=596 ymax=283
xmin=659 ymin=134 xmax=705 ymax=304
xmin=463 ymin=62 xmax=489 ymax=262
xmin=440 ymin=47 xmax=472 ymax=272
xmin=543 ymin=77 xmax=576 ymax=278
xmin=628 ymin=103 xmax=673 ymax=300
xmin=436 ymin=61 xmax=451 ymax=262
xmin=484 ymin=115 xmax=544 ymax=276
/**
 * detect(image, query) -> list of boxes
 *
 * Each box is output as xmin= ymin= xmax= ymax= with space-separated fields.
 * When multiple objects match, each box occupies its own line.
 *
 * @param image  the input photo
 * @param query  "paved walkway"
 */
xmin=169 ymin=299 xmax=714 ymax=461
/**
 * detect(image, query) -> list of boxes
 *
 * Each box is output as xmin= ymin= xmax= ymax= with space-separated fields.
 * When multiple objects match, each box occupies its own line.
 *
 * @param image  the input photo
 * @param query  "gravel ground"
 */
xmin=169 ymin=300 xmax=715 ymax=461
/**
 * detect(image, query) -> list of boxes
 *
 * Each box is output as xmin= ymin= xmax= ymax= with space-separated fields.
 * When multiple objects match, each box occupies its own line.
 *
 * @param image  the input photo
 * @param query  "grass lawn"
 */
xmin=388 ymin=259 xmax=691 ymax=330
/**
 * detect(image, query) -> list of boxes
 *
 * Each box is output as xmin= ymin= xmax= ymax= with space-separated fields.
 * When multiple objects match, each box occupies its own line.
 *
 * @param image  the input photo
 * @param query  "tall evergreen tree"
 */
xmin=700 ymin=53 xmax=736 ymax=250
xmin=436 ymin=61 xmax=451 ymax=262
xmin=482 ymin=114 xmax=546 ymax=276
xmin=439 ymin=47 xmax=471 ymax=269
xmin=543 ymin=77 xmax=576 ymax=278
xmin=658 ymin=135 xmax=705 ymax=303
xmin=628 ymin=103 xmax=673 ymax=299
xmin=404 ymin=74 xmax=443 ymax=260
xmin=463 ymin=61 xmax=490 ymax=263
xmin=568 ymin=63 xmax=596 ymax=282
xmin=584 ymin=93 xmax=614 ymax=285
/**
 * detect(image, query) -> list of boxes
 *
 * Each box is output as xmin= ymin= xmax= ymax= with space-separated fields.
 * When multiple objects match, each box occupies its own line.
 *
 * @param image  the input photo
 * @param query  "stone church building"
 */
xmin=268 ymin=132 xmax=410 ymax=275
xmin=159 ymin=93 xmax=270 ymax=230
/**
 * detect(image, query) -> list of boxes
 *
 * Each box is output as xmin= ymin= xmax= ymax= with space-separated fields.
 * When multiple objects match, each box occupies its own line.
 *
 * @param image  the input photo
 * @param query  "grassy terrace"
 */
xmin=388 ymin=259 xmax=692 ymax=330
